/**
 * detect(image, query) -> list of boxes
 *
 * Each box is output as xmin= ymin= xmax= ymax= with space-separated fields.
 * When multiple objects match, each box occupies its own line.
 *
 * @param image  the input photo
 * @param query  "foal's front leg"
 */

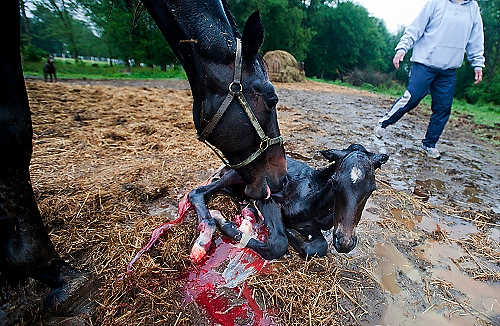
xmin=188 ymin=169 xmax=244 ymax=261
xmin=286 ymin=228 xmax=328 ymax=258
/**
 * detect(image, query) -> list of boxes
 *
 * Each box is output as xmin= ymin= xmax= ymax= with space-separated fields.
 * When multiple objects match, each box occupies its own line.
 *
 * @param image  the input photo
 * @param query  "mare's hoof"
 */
xmin=44 ymin=265 xmax=95 ymax=317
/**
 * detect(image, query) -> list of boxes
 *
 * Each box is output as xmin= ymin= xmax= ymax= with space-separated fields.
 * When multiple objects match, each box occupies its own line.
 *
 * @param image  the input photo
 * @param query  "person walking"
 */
xmin=375 ymin=0 xmax=485 ymax=159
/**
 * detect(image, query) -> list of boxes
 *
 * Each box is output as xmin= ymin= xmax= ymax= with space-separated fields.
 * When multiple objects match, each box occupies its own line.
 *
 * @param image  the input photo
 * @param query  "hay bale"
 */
xmin=263 ymin=50 xmax=305 ymax=83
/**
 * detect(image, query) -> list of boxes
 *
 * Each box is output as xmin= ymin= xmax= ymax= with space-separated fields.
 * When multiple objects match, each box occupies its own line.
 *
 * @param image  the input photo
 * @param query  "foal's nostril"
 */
xmin=349 ymin=236 xmax=358 ymax=251
xmin=333 ymin=234 xmax=357 ymax=253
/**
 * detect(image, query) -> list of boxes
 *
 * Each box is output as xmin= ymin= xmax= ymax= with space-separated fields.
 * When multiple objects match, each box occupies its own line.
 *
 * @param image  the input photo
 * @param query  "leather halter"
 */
xmin=197 ymin=38 xmax=283 ymax=169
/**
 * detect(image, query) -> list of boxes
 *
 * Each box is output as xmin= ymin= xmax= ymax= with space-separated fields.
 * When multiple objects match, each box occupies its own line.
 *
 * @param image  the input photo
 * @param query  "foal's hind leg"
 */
xmin=286 ymin=229 xmax=328 ymax=258
xmin=188 ymin=169 xmax=244 ymax=261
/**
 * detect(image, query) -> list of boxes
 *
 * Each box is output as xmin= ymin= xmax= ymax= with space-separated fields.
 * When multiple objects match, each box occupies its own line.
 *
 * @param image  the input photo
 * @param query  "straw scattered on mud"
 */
xmin=3 ymin=80 xmax=498 ymax=326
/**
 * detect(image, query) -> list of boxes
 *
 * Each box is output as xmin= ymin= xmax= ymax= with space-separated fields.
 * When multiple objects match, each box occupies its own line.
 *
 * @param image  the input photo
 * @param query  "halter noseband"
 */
xmin=197 ymin=38 xmax=283 ymax=169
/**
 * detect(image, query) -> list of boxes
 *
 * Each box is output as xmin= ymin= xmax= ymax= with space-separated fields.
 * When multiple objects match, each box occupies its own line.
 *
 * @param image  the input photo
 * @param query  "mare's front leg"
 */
xmin=246 ymin=200 xmax=288 ymax=260
xmin=286 ymin=228 xmax=328 ymax=258
xmin=216 ymin=199 xmax=288 ymax=260
xmin=188 ymin=169 xmax=243 ymax=261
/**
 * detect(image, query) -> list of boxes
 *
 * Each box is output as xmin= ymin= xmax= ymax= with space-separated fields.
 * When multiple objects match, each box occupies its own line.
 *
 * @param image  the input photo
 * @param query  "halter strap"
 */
xmin=197 ymin=38 xmax=283 ymax=169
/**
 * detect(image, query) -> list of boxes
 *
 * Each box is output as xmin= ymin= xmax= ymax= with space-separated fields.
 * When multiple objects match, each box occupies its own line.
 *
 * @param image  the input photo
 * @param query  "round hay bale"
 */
xmin=263 ymin=50 xmax=305 ymax=83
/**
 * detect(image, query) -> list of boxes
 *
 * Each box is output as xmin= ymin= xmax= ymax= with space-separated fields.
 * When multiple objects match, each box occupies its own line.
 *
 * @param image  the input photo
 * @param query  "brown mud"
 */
xmin=1 ymin=79 xmax=498 ymax=325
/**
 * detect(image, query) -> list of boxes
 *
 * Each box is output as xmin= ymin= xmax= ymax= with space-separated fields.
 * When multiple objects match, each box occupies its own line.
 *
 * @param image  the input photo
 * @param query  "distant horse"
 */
xmin=1 ymin=0 xmax=286 ymax=318
xmin=43 ymin=56 xmax=56 ymax=82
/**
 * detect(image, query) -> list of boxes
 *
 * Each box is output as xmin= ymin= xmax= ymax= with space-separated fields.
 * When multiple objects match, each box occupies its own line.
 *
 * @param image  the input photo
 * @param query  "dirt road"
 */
xmin=3 ymin=79 xmax=498 ymax=325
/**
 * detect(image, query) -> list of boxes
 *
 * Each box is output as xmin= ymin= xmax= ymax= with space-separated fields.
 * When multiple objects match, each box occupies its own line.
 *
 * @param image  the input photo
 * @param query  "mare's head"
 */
xmin=320 ymin=144 xmax=388 ymax=253
xmin=197 ymin=10 xmax=286 ymax=199
xmin=142 ymin=1 xmax=287 ymax=199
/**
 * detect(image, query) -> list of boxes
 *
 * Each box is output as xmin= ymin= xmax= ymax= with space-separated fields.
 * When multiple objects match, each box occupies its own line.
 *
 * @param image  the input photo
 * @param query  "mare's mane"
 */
xmin=221 ymin=0 xmax=241 ymax=39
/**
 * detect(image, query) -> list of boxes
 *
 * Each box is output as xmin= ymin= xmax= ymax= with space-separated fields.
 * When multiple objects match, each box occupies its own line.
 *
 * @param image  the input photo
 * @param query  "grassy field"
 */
xmin=23 ymin=58 xmax=186 ymax=80
xmin=310 ymin=77 xmax=500 ymax=128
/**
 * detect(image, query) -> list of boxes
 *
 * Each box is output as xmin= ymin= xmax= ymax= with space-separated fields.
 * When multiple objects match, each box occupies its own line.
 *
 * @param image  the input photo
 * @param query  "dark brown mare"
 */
xmin=0 ymin=0 xmax=285 ymax=322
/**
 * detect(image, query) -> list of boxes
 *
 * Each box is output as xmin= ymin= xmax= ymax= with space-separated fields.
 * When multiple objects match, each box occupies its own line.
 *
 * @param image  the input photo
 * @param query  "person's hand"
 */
xmin=393 ymin=50 xmax=406 ymax=70
xmin=474 ymin=69 xmax=483 ymax=85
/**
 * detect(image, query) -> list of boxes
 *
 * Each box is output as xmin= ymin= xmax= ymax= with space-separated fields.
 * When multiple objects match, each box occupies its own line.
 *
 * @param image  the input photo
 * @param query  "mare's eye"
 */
xmin=251 ymin=80 xmax=278 ymax=111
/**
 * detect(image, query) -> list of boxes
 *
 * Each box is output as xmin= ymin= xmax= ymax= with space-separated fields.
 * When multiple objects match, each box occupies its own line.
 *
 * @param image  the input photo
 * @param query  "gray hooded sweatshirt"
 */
xmin=396 ymin=0 xmax=485 ymax=71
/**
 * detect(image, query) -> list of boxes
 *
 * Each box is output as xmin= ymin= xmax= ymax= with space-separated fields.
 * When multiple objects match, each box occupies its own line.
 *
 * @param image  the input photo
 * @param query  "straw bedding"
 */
xmin=3 ymin=80 xmax=497 ymax=325
xmin=10 ymin=80 xmax=383 ymax=325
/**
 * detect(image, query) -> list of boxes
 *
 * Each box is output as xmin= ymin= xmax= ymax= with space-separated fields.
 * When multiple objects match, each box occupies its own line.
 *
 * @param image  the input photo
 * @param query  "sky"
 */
xmin=353 ymin=0 xmax=429 ymax=34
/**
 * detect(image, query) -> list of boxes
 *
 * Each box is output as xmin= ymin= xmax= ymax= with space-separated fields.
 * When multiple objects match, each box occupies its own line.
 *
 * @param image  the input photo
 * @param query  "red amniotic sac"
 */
xmin=127 ymin=178 xmax=275 ymax=325
xmin=179 ymin=195 xmax=274 ymax=325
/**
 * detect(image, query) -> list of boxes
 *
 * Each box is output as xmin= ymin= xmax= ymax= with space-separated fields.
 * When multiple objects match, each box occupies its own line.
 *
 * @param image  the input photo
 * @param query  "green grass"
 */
xmin=309 ymin=77 xmax=500 ymax=128
xmin=23 ymin=58 xmax=187 ymax=80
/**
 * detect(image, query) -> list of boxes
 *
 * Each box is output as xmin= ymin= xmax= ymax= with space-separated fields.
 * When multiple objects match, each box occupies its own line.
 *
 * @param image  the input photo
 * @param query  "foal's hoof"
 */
xmin=44 ymin=265 xmax=95 ymax=316
xmin=190 ymin=243 xmax=208 ymax=263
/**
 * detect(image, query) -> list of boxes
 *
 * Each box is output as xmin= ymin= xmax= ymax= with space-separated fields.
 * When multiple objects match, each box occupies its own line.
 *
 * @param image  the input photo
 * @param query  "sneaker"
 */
xmin=420 ymin=144 xmax=440 ymax=159
xmin=374 ymin=123 xmax=386 ymax=139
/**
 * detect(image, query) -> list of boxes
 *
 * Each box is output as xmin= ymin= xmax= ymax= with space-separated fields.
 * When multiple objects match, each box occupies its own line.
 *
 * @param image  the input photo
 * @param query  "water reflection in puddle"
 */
xmin=417 ymin=213 xmax=479 ymax=240
xmin=375 ymin=239 xmax=500 ymax=325
xmin=374 ymin=242 xmax=420 ymax=295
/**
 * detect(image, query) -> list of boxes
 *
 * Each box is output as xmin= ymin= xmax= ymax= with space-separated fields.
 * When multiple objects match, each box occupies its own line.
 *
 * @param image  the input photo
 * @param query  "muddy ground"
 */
xmin=1 ymin=78 xmax=499 ymax=325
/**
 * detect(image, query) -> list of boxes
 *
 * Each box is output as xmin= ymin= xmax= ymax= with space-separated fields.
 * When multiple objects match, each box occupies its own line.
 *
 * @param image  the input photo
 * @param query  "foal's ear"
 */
xmin=242 ymin=11 xmax=264 ymax=59
xmin=320 ymin=149 xmax=348 ymax=162
xmin=369 ymin=153 xmax=389 ymax=169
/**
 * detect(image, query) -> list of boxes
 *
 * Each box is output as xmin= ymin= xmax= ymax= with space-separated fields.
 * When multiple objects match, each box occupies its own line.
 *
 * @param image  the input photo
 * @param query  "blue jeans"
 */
xmin=379 ymin=62 xmax=457 ymax=148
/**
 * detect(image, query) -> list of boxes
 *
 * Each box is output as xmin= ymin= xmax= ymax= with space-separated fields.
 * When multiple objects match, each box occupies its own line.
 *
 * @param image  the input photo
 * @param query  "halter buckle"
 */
xmin=229 ymin=82 xmax=242 ymax=95
xmin=259 ymin=137 xmax=271 ymax=151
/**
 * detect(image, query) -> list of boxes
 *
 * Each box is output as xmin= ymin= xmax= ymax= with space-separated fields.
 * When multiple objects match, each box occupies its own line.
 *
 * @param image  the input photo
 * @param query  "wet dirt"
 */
xmin=274 ymin=81 xmax=499 ymax=325
xmin=4 ymin=79 xmax=498 ymax=325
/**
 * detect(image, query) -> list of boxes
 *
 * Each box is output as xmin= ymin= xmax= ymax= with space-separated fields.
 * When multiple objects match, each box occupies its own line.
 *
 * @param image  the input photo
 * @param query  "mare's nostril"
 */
xmin=280 ymin=175 xmax=288 ymax=188
xmin=265 ymin=95 xmax=278 ymax=109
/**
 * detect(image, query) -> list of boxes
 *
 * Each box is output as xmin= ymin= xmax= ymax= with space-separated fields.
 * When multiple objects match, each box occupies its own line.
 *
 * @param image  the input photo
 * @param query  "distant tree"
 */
xmin=26 ymin=1 xmax=105 ymax=59
xmin=32 ymin=0 xmax=81 ymax=60
xmin=304 ymin=1 xmax=388 ymax=80
xmin=227 ymin=0 xmax=314 ymax=61
xmin=79 ymin=0 xmax=175 ymax=68
xmin=20 ymin=0 xmax=32 ymax=45
xmin=477 ymin=0 xmax=499 ymax=78
xmin=28 ymin=4 xmax=67 ymax=56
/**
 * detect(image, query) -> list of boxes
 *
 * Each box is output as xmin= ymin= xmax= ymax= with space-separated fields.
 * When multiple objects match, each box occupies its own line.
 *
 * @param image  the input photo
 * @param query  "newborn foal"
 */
xmin=189 ymin=144 xmax=388 ymax=260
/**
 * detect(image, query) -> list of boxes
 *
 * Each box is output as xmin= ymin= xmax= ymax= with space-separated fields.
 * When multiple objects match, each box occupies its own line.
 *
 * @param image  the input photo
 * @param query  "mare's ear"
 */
xmin=242 ymin=11 xmax=264 ymax=59
xmin=370 ymin=153 xmax=389 ymax=169
xmin=320 ymin=149 xmax=348 ymax=162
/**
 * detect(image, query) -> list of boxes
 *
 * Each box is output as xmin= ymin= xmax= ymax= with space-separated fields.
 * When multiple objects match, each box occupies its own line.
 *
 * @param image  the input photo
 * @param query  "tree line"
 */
xmin=20 ymin=0 xmax=499 ymax=104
